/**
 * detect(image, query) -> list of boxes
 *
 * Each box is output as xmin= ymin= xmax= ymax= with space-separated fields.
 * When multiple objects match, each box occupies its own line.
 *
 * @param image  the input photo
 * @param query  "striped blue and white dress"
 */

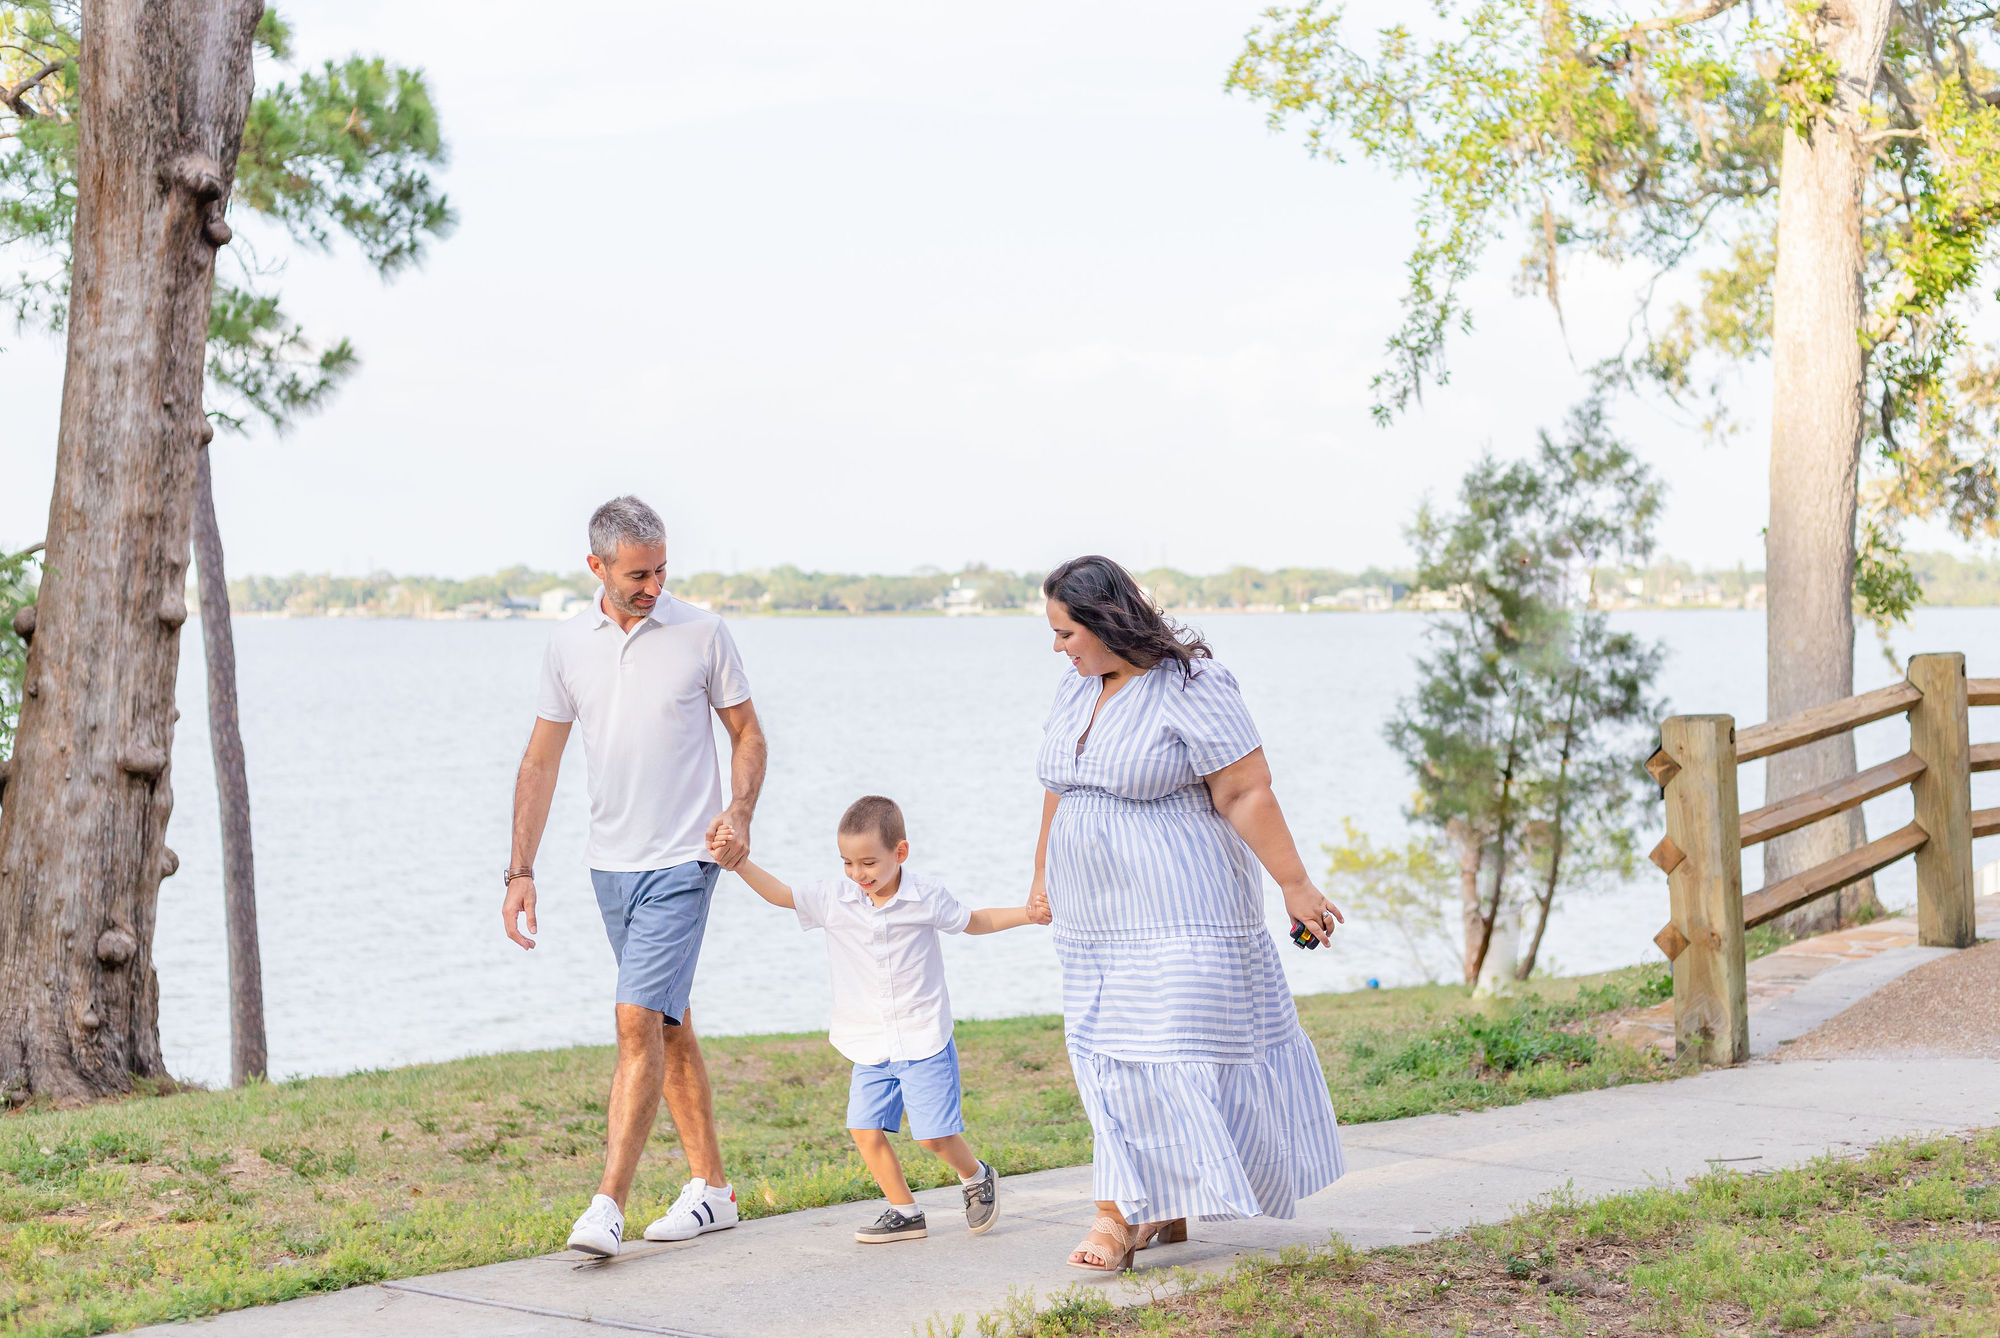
xmin=1040 ymin=659 xmax=1346 ymax=1224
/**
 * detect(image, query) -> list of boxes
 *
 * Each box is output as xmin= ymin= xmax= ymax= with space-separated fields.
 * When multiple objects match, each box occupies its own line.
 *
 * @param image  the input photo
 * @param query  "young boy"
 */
xmin=710 ymin=794 xmax=1048 ymax=1243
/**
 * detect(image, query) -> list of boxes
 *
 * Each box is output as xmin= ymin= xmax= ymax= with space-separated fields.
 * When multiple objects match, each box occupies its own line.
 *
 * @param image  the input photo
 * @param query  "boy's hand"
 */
xmin=1028 ymin=873 xmax=1051 ymax=925
xmin=706 ymin=812 xmax=750 ymax=869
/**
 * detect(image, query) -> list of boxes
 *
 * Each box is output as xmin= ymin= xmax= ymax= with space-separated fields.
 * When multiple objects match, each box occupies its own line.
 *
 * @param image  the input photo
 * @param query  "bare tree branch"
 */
xmin=0 ymin=55 xmax=72 ymax=121
xmin=1584 ymin=0 xmax=1748 ymax=57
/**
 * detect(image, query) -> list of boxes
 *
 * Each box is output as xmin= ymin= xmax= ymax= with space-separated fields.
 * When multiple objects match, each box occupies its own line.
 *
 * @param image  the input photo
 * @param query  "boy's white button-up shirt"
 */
xmin=793 ymin=870 xmax=972 ymax=1066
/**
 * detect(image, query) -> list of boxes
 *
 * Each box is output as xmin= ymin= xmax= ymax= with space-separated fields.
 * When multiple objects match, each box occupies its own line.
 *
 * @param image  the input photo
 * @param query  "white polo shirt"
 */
xmin=536 ymin=591 xmax=751 ymax=872
xmin=793 ymin=870 xmax=972 ymax=1066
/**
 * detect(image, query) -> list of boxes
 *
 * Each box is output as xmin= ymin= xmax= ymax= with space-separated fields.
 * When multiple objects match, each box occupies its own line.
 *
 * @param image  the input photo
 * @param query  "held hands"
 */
xmin=1027 ymin=870 xmax=1052 ymax=925
xmin=503 ymin=876 xmax=538 ymax=950
xmin=705 ymin=809 xmax=751 ymax=869
xmin=1281 ymin=878 xmax=1344 ymax=948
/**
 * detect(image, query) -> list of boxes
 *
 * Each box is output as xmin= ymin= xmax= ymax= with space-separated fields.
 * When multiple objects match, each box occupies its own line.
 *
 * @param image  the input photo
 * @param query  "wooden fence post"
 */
xmin=1655 ymin=715 xmax=1747 ymax=1065
xmin=1908 ymin=652 xmax=1975 ymax=948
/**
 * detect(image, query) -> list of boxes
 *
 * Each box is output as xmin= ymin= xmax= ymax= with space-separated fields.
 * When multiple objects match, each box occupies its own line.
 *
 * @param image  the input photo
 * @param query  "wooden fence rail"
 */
xmin=1648 ymin=652 xmax=1982 ymax=1066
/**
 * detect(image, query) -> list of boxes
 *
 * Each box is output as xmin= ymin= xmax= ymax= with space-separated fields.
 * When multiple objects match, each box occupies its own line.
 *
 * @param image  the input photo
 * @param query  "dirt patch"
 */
xmin=1780 ymin=938 xmax=2000 ymax=1061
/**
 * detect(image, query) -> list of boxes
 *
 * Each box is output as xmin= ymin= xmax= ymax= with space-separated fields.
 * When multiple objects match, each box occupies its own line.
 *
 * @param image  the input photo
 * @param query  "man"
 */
xmin=503 ymin=494 xmax=767 ymax=1258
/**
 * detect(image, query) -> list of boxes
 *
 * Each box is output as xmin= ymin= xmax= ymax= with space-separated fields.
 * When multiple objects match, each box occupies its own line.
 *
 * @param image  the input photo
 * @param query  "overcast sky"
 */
xmin=0 ymin=0 xmax=1938 ymax=579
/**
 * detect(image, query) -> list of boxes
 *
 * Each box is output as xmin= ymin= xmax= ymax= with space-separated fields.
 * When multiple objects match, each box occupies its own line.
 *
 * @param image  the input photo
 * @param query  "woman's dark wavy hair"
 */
xmin=1042 ymin=555 xmax=1211 ymax=681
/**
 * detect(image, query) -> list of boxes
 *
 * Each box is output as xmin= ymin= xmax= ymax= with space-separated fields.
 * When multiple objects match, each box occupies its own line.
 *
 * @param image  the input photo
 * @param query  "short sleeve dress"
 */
xmin=1039 ymin=659 xmax=1346 ymax=1223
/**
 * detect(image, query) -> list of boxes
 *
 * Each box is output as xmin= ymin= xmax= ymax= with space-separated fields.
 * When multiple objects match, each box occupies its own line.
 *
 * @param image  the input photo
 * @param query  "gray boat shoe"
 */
xmin=855 ymin=1205 xmax=927 ymax=1244
xmin=962 ymin=1160 xmax=999 ymax=1235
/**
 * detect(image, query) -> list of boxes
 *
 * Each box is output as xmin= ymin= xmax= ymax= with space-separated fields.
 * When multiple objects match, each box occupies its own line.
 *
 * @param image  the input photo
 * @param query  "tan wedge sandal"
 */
xmin=1133 ymin=1218 xmax=1188 ymax=1250
xmin=1067 ymin=1214 xmax=1140 ymax=1272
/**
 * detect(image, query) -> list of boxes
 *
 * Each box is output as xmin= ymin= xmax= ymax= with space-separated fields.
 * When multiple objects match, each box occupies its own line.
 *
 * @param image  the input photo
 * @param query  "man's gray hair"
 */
xmin=589 ymin=495 xmax=666 ymax=562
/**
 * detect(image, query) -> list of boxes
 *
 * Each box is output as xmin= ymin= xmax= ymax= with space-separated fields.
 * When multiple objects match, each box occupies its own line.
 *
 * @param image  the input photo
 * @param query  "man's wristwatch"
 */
xmin=504 ymin=866 xmax=534 ymax=888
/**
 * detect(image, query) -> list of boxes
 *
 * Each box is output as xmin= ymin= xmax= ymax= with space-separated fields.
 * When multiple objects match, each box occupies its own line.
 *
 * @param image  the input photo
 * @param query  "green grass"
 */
xmin=1305 ymin=966 xmax=1675 ymax=1123
xmin=967 ymin=1128 xmax=2000 ymax=1337
xmin=0 ymin=967 xmax=1672 ymax=1336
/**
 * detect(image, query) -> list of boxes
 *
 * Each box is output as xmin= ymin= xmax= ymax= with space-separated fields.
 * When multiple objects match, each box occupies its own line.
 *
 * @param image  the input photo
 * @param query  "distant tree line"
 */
xmin=223 ymin=562 xmax=1425 ymax=615
xmin=228 ymin=566 xmax=587 ymax=617
xmin=217 ymin=552 xmax=2000 ymax=618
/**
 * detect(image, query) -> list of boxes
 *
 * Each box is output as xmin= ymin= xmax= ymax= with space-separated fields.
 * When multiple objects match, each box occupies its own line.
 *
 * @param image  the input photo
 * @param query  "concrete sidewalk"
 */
xmin=142 ymin=1055 xmax=2000 ymax=1338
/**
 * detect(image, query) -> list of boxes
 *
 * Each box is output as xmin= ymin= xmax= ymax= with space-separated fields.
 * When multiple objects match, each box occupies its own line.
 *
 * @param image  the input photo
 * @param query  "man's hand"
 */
xmin=706 ymin=808 xmax=751 ymax=869
xmin=503 ymin=876 xmax=539 ymax=950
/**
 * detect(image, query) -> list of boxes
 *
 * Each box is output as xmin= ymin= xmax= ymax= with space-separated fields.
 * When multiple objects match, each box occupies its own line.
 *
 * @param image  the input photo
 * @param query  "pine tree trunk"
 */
xmin=0 ymin=0 xmax=263 ymax=1105
xmin=1763 ymin=0 xmax=1893 ymax=937
xmin=192 ymin=449 xmax=265 ymax=1085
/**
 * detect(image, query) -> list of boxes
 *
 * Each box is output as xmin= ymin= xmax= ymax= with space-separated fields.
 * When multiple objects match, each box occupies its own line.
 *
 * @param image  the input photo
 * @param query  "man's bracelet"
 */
xmin=504 ymin=867 xmax=534 ymax=887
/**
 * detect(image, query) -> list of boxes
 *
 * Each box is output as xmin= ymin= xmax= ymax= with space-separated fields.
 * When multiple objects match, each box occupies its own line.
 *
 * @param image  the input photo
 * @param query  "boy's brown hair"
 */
xmin=838 ymin=794 xmax=906 ymax=848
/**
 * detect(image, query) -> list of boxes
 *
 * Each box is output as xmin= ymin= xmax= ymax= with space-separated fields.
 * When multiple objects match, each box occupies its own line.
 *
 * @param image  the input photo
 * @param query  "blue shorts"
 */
xmin=846 ymin=1038 xmax=964 ymax=1140
xmin=590 ymin=861 xmax=721 ymax=1024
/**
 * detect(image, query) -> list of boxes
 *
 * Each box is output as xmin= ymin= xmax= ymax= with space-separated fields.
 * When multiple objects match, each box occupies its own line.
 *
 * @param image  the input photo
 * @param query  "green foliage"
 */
xmin=1855 ymin=518 xmax=1923 ymax=665
xmin=1354 ymin=999 xmax=1598 ymax=1082
xmin=1324 ymin=818 xmax=1460 ymax=982
xmin=205 ymin=285 xmax=359 ymax=432
xmin=1306 ymin=965 xmax=1672 ymax=1124
xmin=1230 ymin=1 xmax=2000 ymax=627
xmin=0 ymin=3 xmax=453 ymax=433
xmin=235 ymin=55 xmax=452 ymax=276
xmin=1381 ymin=398 xmax=1666 ymax=981
xmin=0 ymin=542 xmax=37 ymax=764
xmin=0 ymin=2 xmax=77 ymax=332
xmin=1346 ymin=975 xmax=1665 ymax=1092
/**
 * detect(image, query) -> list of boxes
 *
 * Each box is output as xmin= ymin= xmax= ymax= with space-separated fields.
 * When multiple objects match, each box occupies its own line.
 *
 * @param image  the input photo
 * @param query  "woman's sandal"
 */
xmin=1133 ymin=1218 xmax=1188 ymax=1250
xmin=1067 ymin=1215 xmax=1140 ymax=1272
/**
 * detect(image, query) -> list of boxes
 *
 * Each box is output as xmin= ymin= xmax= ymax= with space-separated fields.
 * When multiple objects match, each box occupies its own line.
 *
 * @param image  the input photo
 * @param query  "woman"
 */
xmin=1029 ymin=555 xmax=1346 ymax=1271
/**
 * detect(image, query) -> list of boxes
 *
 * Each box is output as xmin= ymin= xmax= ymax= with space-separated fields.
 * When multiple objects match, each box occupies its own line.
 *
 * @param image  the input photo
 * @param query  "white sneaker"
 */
xmin=567 ymin=1193 xmax=624 ymax=1258
xmin=643 ymin=1178 xmax=740 ymax=1241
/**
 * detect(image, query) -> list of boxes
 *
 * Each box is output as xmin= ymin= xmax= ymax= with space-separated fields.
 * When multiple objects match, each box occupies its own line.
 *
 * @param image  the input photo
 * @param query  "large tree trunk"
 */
xmin=193 ymin=449 xmax=266 ymax=1085
xmin=1763 ymin=0 xmax=1893 ymax=937
xmin=0 ymin=0 xmax=263 ymax=1105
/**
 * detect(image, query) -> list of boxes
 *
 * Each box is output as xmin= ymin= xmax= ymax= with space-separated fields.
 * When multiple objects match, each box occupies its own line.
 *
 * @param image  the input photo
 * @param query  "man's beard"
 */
xmin=605 ymin=586 xmax=654 ymax=620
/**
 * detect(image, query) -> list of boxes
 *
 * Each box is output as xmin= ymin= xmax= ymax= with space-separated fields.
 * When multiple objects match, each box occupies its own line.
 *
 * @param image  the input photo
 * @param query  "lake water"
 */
xmin=154 ymin=607 xmax=2000 ymax=1086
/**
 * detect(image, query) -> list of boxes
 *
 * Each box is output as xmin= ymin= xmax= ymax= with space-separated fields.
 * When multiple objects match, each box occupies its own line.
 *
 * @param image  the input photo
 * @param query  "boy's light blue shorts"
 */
xmin=590 ymin=861 xmax=721 ymax=1025
xmin=846 ymin=1037 xmax=965 ymax=1140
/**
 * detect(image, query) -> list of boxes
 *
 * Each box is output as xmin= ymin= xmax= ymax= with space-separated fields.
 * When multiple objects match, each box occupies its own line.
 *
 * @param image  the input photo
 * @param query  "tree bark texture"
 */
xmin=193 ymin=449 xmax=265 ymax=1085
xmin=0 ymin=0 xmax=263 ymax=1104
xmin=1448 ymin=818 xmax=1483 ymax=985
xmin=1762 ymin=0 xmax=1893 ymax=936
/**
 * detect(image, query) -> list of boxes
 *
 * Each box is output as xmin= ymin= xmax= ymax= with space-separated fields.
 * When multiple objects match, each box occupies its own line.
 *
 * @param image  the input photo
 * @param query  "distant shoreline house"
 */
xmin=943 ymin=578 xmax=983 ymax=616
xmin=1314 ymin=585 xmax=1394 ymax=613
xmin=538 ymin=588 xmax=583 ymax=617
xmin=1403 ymin=585 xmax=1469 ymax=613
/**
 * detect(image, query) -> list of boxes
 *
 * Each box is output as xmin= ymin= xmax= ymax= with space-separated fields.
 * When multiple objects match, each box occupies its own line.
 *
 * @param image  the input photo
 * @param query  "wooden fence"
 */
xmin=1646 ymin=652 xmax=1991 ymax=1065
